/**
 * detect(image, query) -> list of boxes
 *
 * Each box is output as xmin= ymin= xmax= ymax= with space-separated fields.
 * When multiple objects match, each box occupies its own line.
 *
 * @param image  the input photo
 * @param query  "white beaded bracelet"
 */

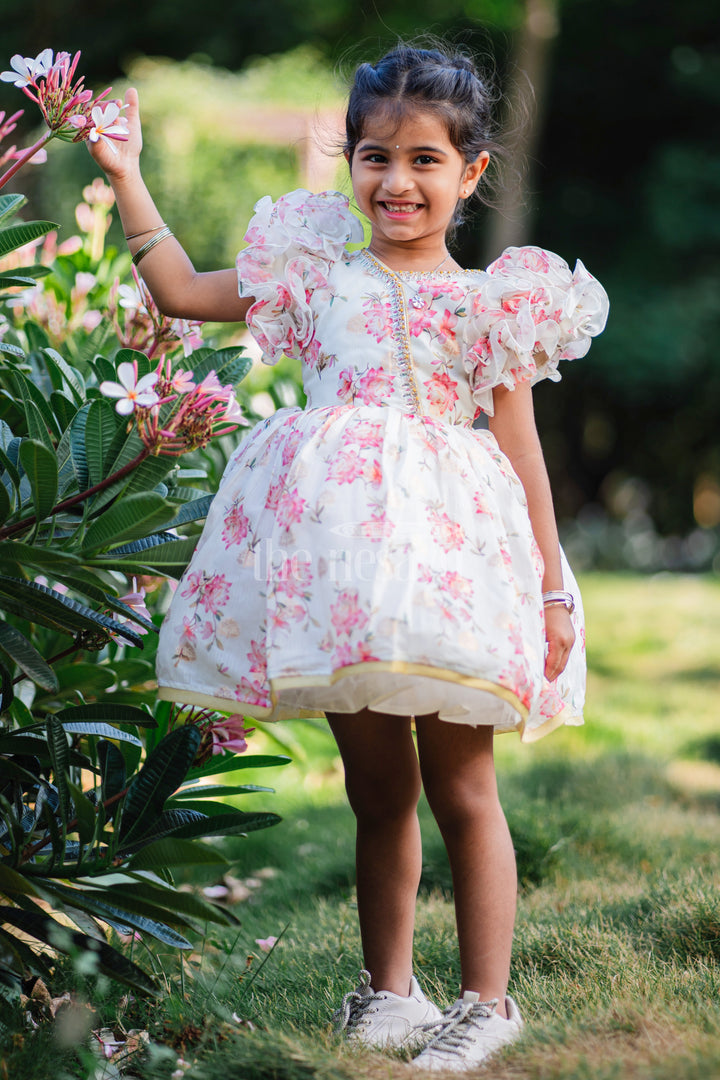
xmin=542 ymin=589 xmax=575 ymax=613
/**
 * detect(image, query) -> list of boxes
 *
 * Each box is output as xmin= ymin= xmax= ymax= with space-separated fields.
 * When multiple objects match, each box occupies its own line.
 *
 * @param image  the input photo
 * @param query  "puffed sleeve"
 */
xmin=462 ymin=246 xmax=609 ymax=415
xmin=236 ymin=188 xmax=364 ymax=364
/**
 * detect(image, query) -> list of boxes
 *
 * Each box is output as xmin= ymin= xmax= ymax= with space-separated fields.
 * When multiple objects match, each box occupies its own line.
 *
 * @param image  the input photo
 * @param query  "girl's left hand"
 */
xmin=544 ymin=605 xmax=575 ymax=681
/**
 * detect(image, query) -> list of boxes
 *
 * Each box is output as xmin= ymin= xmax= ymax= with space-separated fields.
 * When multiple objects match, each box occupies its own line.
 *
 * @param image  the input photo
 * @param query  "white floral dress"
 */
xmin=156 ymin=189 xmax=609 ymax=741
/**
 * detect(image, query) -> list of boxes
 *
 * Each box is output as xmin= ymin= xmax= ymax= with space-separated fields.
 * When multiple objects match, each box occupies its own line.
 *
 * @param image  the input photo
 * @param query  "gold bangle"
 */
xmin=125 ymin=223 xmax=167 ymax=241
xmin=132 ymin=226 xmax=174 ymax=266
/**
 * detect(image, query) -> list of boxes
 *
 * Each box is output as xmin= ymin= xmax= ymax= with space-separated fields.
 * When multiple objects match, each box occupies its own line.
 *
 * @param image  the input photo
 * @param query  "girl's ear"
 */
xmin=460 ymin=151 xmax=490 ymax=198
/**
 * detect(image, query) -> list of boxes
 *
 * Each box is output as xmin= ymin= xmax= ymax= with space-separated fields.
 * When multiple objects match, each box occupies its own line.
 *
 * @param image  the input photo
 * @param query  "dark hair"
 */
xmin=344 ymin=44 xmax=503 ymax=224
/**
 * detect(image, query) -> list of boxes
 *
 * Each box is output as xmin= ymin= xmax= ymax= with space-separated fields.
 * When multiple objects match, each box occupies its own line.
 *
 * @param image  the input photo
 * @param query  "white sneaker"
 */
xmin=412 ymin=991 xmax=523 ymax=1071
xmin=333 ymin=969 xmax=443 ymax=1050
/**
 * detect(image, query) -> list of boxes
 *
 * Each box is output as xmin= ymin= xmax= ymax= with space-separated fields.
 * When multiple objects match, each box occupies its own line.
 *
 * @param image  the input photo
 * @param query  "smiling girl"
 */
xmin=90 ymin=43 xmax=608 ymax=1072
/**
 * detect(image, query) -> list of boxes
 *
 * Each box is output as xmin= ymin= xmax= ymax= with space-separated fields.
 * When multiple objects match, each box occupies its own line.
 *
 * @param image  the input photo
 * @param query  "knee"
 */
xmin=344 ymin=766 xmax=422 ymax=827
xmin=422 ymin=773 xmax=501 ymax=834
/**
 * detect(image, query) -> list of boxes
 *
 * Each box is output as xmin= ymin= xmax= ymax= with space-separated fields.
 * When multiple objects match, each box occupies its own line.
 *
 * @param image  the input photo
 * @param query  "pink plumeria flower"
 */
xmin=224 ymin=395 xmax=246 ymax=424
xmin=0 ymin=50 xmax=53 ymax=88
xmin=208 ymin=714 xmax=254 ymax=755
xmin=87 ymin=101 xmax=128 ymax=154
xmin=118 ymin=577 xmax=153 ymax=633
xmin=254 ymin=936 xmax=278 ymax=953
xmin=100 ymin=360 xmax=159 ymax=415
xmin=170 ymin=368 xmax=196 ymax=394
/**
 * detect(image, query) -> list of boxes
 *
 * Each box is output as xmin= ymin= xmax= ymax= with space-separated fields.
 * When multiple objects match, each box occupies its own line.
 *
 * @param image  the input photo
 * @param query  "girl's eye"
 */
xmin=364 ymin=153 xmax=387 ymax=164
xmin=415 ymin=155 xmax=437 ymax=165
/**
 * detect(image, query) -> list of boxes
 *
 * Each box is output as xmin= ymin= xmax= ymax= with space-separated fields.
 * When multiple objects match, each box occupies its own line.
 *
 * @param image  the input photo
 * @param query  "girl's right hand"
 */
xmin=87 ymin=87 xmax=143 ymax=183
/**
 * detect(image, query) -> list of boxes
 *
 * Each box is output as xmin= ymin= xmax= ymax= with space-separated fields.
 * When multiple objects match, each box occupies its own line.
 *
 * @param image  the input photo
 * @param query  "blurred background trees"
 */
xmin=2 ymin=0 xmax=719 ymax=570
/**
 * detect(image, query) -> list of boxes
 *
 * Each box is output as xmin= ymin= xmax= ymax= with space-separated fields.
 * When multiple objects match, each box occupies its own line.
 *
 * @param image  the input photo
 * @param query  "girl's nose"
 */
xmin=384 ymin=161 xmax=413 ymax=195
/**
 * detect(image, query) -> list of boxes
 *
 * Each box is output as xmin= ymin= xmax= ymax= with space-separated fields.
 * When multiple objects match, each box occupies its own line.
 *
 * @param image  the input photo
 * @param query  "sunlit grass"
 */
xmin=2 ymin=573 xmax=719 ymax=1078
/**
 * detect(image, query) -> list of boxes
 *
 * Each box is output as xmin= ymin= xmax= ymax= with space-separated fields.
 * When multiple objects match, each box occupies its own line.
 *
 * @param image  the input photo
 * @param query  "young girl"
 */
xmin=90 ymin=44 xmax=607 ymax=1071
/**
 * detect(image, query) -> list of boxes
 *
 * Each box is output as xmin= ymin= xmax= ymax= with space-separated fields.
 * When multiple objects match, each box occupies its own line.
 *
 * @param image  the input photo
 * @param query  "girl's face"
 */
xmin=349 ymin=108 xmax=488 ymax=265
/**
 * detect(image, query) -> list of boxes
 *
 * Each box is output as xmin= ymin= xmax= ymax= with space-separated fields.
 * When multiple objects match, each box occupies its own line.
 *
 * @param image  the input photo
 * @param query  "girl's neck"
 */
xmin=365 ymin=238 xmax=461 ymax=274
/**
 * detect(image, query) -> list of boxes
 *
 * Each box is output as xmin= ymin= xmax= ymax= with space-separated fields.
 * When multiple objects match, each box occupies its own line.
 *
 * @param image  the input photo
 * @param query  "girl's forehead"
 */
xmin=357 ymin=107 xmax=454 ymax=148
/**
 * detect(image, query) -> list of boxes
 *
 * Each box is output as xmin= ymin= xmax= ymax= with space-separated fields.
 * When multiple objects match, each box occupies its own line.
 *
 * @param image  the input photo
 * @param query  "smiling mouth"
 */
xmin=379 ymin=202 xmax=422 ymax=214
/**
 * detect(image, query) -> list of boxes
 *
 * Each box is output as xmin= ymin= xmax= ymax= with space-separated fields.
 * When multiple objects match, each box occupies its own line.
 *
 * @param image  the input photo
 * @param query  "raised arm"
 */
xmin=489 ymin=382 xmax=575 ymax=681
xmin=88 ymin=88 xmax=254 ymax=324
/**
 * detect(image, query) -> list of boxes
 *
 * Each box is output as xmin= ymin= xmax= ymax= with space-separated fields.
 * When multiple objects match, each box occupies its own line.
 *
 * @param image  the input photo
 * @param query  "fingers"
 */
xmin=543 ymin=607 xmax=575 ymax=681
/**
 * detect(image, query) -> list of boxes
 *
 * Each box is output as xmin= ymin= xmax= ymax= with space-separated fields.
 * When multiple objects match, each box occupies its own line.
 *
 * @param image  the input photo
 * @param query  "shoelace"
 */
xmin=333 ymin=969 xmax=375 ymax=1032
xmin=420 ymin=998 xmax=499 ymax=1056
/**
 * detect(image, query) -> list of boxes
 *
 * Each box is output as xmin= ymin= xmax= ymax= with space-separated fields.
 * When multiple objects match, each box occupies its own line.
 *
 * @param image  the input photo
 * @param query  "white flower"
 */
xmin=0 ymin=49 xmax=53 ymax=87
xmin=87 ymin=101 xmax=128 ymax=155
xmin=100 ymin=361 xmax=159 ymax=415
xmin=117 ymin=282 xmax=147 ymax=313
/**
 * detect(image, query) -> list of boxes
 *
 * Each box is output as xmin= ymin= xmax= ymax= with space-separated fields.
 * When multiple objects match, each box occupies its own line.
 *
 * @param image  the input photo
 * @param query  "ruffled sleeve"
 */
xmin=236 ymin=188 xmax=364 ymax=364
xmin=462 ymin=246 xmax=609 ymax=416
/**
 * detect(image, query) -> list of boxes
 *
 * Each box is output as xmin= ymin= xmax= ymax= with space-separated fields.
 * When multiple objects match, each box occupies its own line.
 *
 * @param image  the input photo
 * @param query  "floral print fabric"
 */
xmin=156 ymin=189 xmax=608 ymax=740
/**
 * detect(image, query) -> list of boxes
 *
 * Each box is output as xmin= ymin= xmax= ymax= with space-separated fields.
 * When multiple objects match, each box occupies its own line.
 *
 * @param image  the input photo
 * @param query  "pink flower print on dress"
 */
xmin=330 ymin=589 xmax=369 ymax=636
xmin=221 ymin=498 xmax=250 ymax=549
xmin=362 ymin=295 xmax=393 ymax=343
xmin=365 ymin=458 xmax=383 ymax=487
xmin=337 ymin=367 xmax=354 ymax=403
xmin=424 ymin=371 xmax=459 ymax=415
xmin=473 ymin=491 xmax=492 ymax=516
xmin=281 ymin=428 xmax=304 ymax=466
xmin=347 ymin=418 xmax=384 ymax=448
xmin=333 ymin=640 xmax=379 ymax=666
xmin=181 ymin=570 xmax=231 ymax=615
xmin=328 ymin=450 xmax=367 ymax=485
xmin=236 ymin=677 xmax=271 ymax=708
xmin=265 ymin=481 xmax=285 ymax=511
xmin=440 ymin=570 xmax=474 ymax=601
xmin=435 ymin=309 xmax=458 ymax=343
xmin=499 ymin=659 xmax=534 ymax=709
xmin=246 ymin=638 xmax=268 ymax=678
xmin=273 ymin=553 xmax=313 ymax=600
xmin=276 ymin=487 xmax=306 ymax=528
xmin=428 ymin=509 xmax=466 ymax=553
xmin=354 ymin=367 xmax=395 ymax=406
xmin=408 ymin=301 xmax=433 ymax=337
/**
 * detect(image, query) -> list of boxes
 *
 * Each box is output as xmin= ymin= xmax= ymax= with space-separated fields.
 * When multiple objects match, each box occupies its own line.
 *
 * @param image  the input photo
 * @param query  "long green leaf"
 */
xmin=55 ymin=703 xmax=157 ymax=728
xmin=36 ymin=881 xmax=193 ymax=948
xmin=108 ymin=535 xmax=199 ymax=576
xmin=174 ymin=783 xmax=274 ymax=798
xmin=156 ymin=809 xmax=281 ymax=840
xmin=61 ymin=722 xmax=142 ymax=747
xmin=0 ymin=621 xmax=58 ymax=691
xmin=0 ymin=903 xmax=158 ymax=996
xmin=186 ymin=753 xmax=291 ymax=781
xmin=79 ymin=874 xmax=236 ymax=925
xmin=66 ymin=780 xmax=96 ymax=845
xmin=41 ymin=348 xmax=86 ymax=405
xmin=119 ymin=725 xmax=201 ymax=843
xmin=82 ymin=492 xmax=175 ymax=552
xmin=161 ymin=495 xmax=215 ymax=530
xmin=0 ymin=542 xmax=80 ymax=572
xmin=84 ymin=399 xmax=122 ymax=486
xmin=0 ymin=220 xmax=57 ymax=258
xmin=46 ymin=715 xmax=71 ymax=828
xmin=0 ymin=923 xmax=54 ymax=981
xmin=188 ymin=346 xmax=252 ymax=386
xmin=0 ymin=865 xmax=41 ymax=899
xmin=117 ymin=807 xmax=207 ymax=848
xmin=18 ymin=439 xmax=58 ymax=523
xmin=0 ymin=576 xmax=143 ymax=646
xmin=126 ymin=837 xmax=227 ymax=870
xmin=20 ymin=398 xmax=55 ymax=453
xmin=0 ymin=481 xmax=10 ymax=526
xmin=68 ymin=405 xmax=90 ymax=493
xmin=0 ymin=193 xmax=26 ymax=225
xmin=98 ymin=739 xmax=126 ymax=803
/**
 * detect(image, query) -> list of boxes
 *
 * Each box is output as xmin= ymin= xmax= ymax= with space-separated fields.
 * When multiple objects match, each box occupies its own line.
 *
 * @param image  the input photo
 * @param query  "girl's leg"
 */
xmin=327 ymin=708 xmax=423 ymax=996
xmin=415 ymin=717 xmax=516 ymax=1015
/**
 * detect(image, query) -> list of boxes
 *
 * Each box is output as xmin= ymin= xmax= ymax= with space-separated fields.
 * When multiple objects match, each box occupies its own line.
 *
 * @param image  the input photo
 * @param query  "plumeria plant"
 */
xmin=0 ymin=51 xmax=287 ymax=1002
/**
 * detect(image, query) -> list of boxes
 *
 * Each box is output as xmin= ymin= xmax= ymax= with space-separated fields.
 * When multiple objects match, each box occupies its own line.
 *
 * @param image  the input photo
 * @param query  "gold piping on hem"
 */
xmin=158 ymin=659 xmax=535 ymax=725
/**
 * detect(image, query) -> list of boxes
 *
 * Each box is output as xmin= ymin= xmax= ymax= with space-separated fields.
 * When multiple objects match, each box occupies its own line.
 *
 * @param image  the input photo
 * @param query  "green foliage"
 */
xmin=0 ymin=185 xmax=287 ymax=1001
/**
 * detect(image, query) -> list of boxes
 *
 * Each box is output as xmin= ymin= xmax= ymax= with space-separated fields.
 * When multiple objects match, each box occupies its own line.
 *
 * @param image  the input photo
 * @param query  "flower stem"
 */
xmin=0 ymin=446 xmax=151 ymax=540
xmin=0 ymin=129 xmax=54 ymax=190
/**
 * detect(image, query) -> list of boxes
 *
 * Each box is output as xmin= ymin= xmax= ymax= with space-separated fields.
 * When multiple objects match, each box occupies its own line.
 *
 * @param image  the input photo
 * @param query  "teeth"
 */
xmin=384 ymin=203 xmax=420 ymax=213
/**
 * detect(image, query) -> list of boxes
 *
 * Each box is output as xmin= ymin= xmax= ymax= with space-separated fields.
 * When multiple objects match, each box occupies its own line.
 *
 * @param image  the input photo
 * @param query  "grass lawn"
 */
xmin=3 ymin=573 xmax=720 ymax=1079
